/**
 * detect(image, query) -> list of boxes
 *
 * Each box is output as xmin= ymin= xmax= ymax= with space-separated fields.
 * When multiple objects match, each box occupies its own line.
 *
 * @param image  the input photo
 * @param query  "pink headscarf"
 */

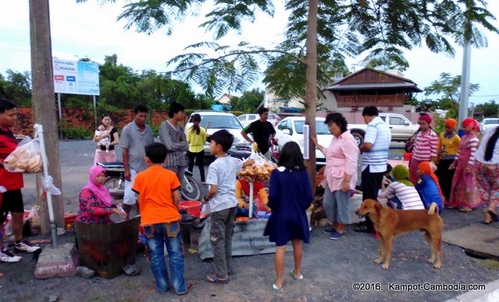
xmin=83 ymin=166 xmax=113 ymax=207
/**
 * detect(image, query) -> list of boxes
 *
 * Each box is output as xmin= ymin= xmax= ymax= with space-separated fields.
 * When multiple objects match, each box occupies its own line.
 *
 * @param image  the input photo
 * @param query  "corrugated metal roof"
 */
xmin=198 ymin=219 xmax=282 ymax=260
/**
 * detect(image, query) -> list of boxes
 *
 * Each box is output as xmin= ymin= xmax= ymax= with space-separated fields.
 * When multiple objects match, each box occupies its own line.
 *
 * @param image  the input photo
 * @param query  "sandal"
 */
xmin=205 ymin=273 xmax=229 ymax=284
xmin=486 ymin=209 xmax=499 ymax=222
xmin=272 ymin=280 xmax=282 ymax=290
xmin=290 ymin=269 xmax=303 ymax=280
xmin=354 ymin=224 xmax=373 ymax=233
xmin=176 ymin=283 xmax=193 ymax=295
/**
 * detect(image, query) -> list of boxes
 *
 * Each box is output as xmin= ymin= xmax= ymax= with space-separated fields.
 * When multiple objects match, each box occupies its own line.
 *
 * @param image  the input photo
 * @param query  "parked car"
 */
xmin=347 ymin=113 xmax=419 ymax=145
xmin=274 ymin=117 xmax=332 ymax=167
xmin=238 ymin=113 xmax=281 ymax=128
xmin=185 ymin=111 xmax=251 ymax=159
xmin=480 ymin=118 xmax=499 ymax=132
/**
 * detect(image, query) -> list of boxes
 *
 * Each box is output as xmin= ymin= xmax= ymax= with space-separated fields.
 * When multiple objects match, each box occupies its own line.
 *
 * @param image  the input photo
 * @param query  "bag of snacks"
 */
xmin=4 ymin=137 xmax=43 ymax=173
xmin=237 ymin=143 xmax=277 ymax=182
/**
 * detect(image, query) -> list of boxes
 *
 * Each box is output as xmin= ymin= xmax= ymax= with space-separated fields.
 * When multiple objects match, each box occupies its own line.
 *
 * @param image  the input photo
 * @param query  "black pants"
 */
xmin=361 ymin=166 xmax=384 ymax=230
xmin=435 ymin=158 xmax=455 ymax=202
xmin=187 ymin=150 xmax=205 ymax=182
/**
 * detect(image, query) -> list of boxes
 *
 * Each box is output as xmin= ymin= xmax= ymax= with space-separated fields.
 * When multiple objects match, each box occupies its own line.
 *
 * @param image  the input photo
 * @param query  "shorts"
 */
xmin=0 ymin=189 xmax=24 ymax=223
xmin=123 ymin=169 xmax=138 ymax=205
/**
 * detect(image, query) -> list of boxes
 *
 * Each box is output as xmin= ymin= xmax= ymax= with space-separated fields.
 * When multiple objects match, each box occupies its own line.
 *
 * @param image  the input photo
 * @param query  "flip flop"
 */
xmin=487 ymin=210 xmax=499 ymax=222
xmin=290 ymin=269 xmax=303 ymax=280
xmin=205 ymin=273 xmax=229 ymax=284
xmin=272 ymin=279 xmax=282 ymax=290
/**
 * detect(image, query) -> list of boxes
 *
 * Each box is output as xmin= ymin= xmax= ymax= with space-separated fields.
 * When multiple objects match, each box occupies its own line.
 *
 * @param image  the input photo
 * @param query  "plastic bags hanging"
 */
xmin=237 ymin=143 xmax=277 ymax=182
xmin=3 ymin=136 xmax=43 ymax=173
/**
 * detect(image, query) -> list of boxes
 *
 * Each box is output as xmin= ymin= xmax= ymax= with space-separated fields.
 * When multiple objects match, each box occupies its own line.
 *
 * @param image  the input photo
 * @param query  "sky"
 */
xmin=1 ymin=0 xmax=498 ymax=105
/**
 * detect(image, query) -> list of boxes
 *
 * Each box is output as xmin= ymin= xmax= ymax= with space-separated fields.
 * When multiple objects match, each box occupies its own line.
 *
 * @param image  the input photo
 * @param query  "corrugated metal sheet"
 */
xmin=198 ymin=219 xmax=278 ymax=260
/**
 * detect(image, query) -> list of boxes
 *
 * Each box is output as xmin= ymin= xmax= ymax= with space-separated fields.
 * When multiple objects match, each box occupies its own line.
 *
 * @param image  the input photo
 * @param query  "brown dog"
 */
xmin=355 ymin=199 xmax=443 ymax=269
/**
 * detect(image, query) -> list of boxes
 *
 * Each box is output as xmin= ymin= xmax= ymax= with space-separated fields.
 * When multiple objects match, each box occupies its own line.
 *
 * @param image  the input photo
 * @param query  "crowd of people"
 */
xmin=1 ymin=97 xmax=498 ymax=291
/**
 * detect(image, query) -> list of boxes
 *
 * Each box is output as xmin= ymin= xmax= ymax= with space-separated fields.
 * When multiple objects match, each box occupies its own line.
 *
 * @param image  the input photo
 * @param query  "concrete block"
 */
xmin=34 ymin=243 xmax=79 ymax=279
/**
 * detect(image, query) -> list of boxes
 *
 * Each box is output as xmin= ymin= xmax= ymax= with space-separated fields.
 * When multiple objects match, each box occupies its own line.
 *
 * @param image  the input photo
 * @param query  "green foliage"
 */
xmin=230 ymin=88 xmax=264 ymax=112
xmin=474 ymin=100 xmax=499 ymax=119
xmin=422 ymin=72 xmax=480 ymax=118
xmin=433 ymin=115 xmax=446 ymax=135
xmin=60 ymin=124 xmax=93 ymax=139
xmin=0 ymin=70 xmax=32 ymax=106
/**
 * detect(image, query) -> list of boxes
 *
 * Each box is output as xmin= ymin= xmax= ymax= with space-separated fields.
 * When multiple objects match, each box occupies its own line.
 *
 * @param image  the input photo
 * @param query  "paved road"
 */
xmin=8 ymin=139 xmax=499 ymax=301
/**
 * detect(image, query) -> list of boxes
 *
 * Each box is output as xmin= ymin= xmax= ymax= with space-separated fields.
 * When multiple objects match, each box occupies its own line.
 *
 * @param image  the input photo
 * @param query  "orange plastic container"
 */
xmin=403 ymin=152 xmax=413 ymax=161
xmin=179 ymin=201 xmax=202 ymax=218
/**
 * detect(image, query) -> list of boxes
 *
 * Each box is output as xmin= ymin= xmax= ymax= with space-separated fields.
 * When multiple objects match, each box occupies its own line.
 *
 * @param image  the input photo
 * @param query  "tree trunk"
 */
xmin=305 ymin=0 xmax=318 ymax=192
xmin=29 ymin=0 xmax=65 ymax=233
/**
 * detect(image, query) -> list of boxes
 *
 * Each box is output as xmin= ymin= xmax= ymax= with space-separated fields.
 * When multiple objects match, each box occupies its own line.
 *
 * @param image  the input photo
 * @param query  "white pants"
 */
xmin=123 ymin=168 xmax=138 ymax=205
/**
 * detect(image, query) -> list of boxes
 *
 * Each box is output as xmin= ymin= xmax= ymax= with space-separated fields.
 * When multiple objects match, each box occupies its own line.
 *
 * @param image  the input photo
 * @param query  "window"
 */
xmin=390 ymin=117 xmax=406 ymax=126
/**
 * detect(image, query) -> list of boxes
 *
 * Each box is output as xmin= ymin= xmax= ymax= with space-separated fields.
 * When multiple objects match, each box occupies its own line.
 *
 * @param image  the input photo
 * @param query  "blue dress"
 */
xmin=415 ymin=174 xmax=444 ymax=213
xmin=264 ymin=168 xmax=313 ymax=246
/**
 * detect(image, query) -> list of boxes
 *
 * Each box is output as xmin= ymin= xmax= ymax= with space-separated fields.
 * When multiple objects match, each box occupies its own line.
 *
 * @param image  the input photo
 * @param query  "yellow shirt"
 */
xmin=186 ymin=126 xmax=207 ymax=153
xmin=437 ymin=132 xmax=461 ymax=160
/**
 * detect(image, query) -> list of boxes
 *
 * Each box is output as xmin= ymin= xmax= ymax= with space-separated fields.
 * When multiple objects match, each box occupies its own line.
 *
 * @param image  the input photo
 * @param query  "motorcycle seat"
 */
xmin=97 ymin=162 xmax=124 ymax=169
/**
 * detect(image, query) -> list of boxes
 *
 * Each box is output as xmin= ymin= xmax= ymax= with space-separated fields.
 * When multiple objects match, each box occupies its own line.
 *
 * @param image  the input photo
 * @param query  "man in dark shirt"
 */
xmin=241 ymin=107 xmax=276 ymax=160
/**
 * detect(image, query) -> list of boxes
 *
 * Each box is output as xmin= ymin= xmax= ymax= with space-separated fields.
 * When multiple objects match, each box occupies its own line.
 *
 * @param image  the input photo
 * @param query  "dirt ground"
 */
xmin=1 ymin=140 xmax=498 ymax=301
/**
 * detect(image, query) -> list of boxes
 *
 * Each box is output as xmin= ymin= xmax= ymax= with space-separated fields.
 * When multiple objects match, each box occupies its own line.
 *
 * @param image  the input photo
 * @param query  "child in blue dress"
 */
xmin=264 ymin=141 xmax=314 ymax=290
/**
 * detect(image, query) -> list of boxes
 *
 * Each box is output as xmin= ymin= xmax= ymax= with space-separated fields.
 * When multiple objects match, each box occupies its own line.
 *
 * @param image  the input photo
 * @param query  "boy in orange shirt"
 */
xmin=132 ymin=142 xmax=191 ymax=295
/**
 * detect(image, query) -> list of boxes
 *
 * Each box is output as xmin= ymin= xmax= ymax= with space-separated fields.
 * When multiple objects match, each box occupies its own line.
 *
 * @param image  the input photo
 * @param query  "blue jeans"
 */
xmin=144 ymin=222 xmax=187 ymax=294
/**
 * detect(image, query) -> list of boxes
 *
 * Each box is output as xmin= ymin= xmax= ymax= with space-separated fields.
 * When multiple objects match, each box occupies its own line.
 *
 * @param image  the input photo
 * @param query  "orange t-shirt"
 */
xmin=132 ymin=165 xmax=181 ymax=225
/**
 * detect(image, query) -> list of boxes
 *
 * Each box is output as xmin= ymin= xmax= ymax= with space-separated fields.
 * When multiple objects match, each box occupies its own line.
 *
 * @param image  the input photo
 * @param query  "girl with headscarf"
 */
xmin=76 ymin=165 xmax=125 ymax=224
xmin=435 ymin=119 xmax=461 ymax=204
xmin=380 ymin=165 xmax=424 ymax=210
xmin=415 ymin=161 xmax=444 ymax=213
xmin=474 ymin=125 xmax=499 ymax=224
xmin=409 ymin=114 xmax=439 ymax=185
xmin=447 ymin=118 xmax=481 ymax=212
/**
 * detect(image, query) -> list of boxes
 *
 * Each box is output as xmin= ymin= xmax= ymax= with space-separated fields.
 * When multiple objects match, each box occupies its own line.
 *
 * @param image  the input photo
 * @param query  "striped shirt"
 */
xmin=412 ymin=129 xmax=438 ymax=161
xmin=159 ymin=120 xmax=189 ymax=167
xmin=455 ymin=134 xmax=479 ymax=165
xmin=362 ymin=116 xmax=391 ymax=173
xmin=382 ymin=182 xmax=425 ymax=210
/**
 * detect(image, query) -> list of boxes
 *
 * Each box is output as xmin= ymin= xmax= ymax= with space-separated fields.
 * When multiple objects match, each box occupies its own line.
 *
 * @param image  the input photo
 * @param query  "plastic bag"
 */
xmin=237 ymin=144 xmax=277 ymax=182
xmin=200 ymin=203 xmax=211 ymax=219
xmin=3 ymin=137 xmax=43 ymax=173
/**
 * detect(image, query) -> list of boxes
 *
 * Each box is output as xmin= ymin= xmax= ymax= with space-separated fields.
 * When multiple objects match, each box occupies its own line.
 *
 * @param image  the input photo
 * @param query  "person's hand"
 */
xmin=311 ymin=137 xmax=318 ymax=146
xmin=124 ymin=170 xmax=131 ymax=181
xmin=113 ymin=208 xmax=127 ymax=218
xmin=243 ymin=203 xmax=249 ymax=210
xmin=448 ymin=163 xmax=456 ymax=170
xmin=341 ymin=180 xmax=350 ymax=192
xmin=464 ymin=166 xmax=471 ymax=175
xmin=245 ymin=158 xmax=255 ymax=166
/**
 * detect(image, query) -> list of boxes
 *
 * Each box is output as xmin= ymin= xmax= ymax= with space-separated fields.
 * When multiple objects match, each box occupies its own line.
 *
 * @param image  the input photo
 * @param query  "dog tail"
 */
xmin=427 ymin=202 xmax=438 ymax=215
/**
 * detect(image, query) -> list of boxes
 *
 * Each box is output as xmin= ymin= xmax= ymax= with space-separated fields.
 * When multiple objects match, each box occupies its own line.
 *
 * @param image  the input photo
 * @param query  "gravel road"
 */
xmin=0 ymin=140 xmax=497 ymax=302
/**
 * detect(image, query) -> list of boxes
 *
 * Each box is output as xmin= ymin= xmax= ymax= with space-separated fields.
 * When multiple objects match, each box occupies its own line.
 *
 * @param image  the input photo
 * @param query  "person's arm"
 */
xmin=80 ymin=189 xmax=116 ymax=217
xmin=360 ymin=124 xmax=377 ymax=152
xmin=267 ymin=170 xmax=279 ymax=209
xmin=241 ymin=124 xmax=254 ymax=144
xmin=430 ymin=131 xmax=439 ymax=163
xmin=467 ymin=136 xmax=480 ymax=166
xmin=341 ymin=133 xmax=359 ymax=191
xmin=159 ymin=122 xmax=188 ymax=151
xmin=436 ymin=134 xmax=443 ymax=162
xmin=110 ymin=128 xmax=120 ymax=147
xmin=235 ymin=180 xmax=246 ymax=208
xmin=122 ymin=148 xmax=131 ymax=180
xmin=172 ymin=189 xmax=181 ymax=209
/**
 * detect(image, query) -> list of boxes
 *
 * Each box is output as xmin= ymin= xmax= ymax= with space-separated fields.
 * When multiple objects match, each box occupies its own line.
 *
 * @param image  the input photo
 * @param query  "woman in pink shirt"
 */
xmin=312 ymin=113 xmax=359 ymax=240
xmin=409 ymin=114 xmax=438 ymax=184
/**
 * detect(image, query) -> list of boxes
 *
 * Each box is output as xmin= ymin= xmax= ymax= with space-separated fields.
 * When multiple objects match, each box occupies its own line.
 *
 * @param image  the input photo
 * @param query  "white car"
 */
xmin=274 ymin=117 xmax=332 ymax=166
xmin=185 ymin=111 xmax=251 ymax=158
xmin=480 ymin=118 xmax=499 ymax=132
xmin=238 ymin=113 xmax=281 ymax=128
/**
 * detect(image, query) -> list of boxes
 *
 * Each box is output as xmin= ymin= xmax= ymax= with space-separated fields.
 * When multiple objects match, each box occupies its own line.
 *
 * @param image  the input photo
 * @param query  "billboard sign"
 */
xmin=52 ymin=58 xmax=100 ymax=95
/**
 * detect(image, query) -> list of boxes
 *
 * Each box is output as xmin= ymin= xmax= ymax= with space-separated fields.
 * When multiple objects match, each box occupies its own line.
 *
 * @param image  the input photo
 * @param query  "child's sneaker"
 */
xmin=0 ymin=249 xmax=22 ymax=262
xmin=14 ymin=240 xmax=41 ymax=253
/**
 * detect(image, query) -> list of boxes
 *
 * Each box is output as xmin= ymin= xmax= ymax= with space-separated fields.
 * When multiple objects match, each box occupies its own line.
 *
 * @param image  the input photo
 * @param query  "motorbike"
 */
xmin=97 ymin=162 xmax=201 ymax=200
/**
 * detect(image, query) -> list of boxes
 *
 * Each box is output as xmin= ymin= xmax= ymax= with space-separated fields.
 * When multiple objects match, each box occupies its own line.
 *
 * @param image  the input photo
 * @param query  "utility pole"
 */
xmin=458 ymin=42 xmax=471 ymax=131
xmin=29 ymin=0 xmax=65 ymax=233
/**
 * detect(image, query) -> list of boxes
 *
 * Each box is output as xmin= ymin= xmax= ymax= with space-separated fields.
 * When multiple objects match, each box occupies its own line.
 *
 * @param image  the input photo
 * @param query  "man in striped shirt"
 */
xmin=355 ymin=106 xmax=391 ymax=233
